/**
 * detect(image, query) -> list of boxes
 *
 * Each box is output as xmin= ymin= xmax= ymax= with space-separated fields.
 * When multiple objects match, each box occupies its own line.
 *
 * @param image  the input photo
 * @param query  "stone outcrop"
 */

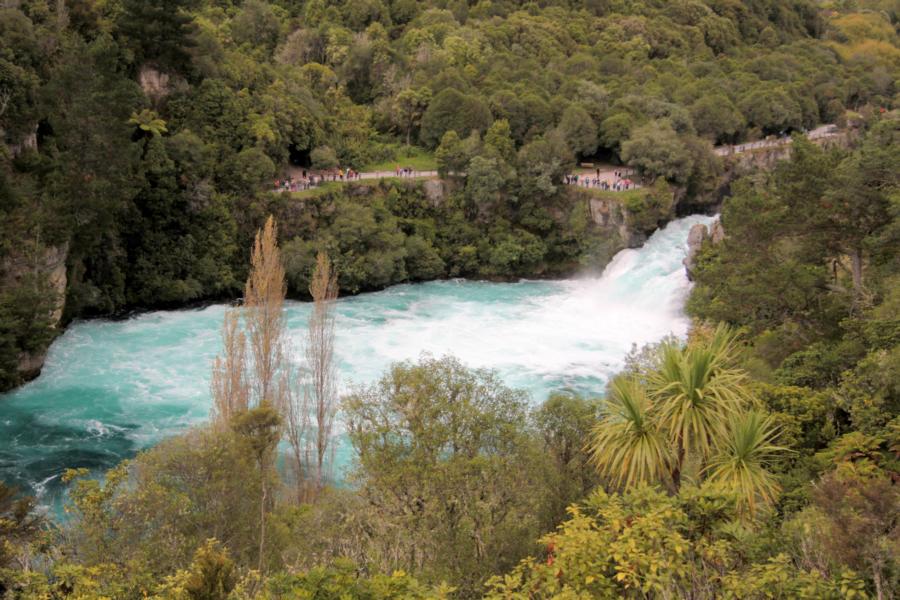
xmin=346 ymin=183 xmax=375 ymax=197
xmin=43 ymin=244 xmax=69 ymax=326
xmin=683 ymin=220 xmax=725 ymax=281
xmin=683 ymin=223 xmax=709 ymax=281
xmin=423 ymin=179 xmax=446 ymax=206
xmin=8 ymin=126 xmax=38 ymax=158
xmin=587 ymin=196 xmax=647 ymax=248
xmin=138 ymin=65 xmax=172 ymax=102
xmin=711 ymin=131 xmax=855 ymax=209
xmin=710 ymin=219 xmax=725 ymax=244
xmin=675 ymin=131 xmax=855 ymax=216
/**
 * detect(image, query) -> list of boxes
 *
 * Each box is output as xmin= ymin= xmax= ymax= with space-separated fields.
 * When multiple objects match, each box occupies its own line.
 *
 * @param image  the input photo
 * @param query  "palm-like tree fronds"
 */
xmin=588 ymin=377 xmax=671 ymax=490
xmin=129 ymin=109 xmax=168 ymax=137
xmin=704 ymin=411 xmax=785 ymax=517
xmin=650 ymin=327 xmax=750 ymax=464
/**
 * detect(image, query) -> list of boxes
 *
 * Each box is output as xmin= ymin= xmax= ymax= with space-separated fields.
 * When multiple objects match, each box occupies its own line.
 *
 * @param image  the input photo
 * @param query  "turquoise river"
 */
xmin=0 ymin=214 xmax=714 ymax=505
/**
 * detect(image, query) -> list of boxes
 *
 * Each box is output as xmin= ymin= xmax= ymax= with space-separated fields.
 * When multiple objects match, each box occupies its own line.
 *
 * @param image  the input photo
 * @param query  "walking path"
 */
xmin=274 ymin=168 xmax=437 ymax=193
xmin=713 ymin=124 xmax=839 ymax=156
xmin=358 ymin=169 xmax=438 ymax=180
xmin=274 ymin=125 xmax=839 ymax=195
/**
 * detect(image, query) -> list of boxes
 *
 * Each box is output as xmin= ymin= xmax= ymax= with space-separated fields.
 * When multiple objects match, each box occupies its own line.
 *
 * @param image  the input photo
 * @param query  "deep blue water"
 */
xmin=0 ymin=215 xmax=714 ymax=506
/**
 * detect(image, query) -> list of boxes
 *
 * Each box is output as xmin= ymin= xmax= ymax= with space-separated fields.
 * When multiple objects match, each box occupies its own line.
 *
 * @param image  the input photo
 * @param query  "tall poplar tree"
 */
xmin=210 ymin=215 xmax=289 ymax=571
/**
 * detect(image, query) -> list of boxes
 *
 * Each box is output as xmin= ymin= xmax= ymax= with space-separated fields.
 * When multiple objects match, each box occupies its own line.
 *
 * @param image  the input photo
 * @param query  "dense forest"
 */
xmin=2 ymin=0 xmax=899 ymax=389
xmin=1 ymin=0 xmax=900 ymax=598
xmin=3 ymin=118 xmax=900 ymax=597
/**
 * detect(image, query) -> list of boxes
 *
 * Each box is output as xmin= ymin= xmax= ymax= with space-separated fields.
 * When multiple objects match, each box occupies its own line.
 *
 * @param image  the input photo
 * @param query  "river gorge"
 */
xmin=0 ymin=214 xmax=714 ymax=505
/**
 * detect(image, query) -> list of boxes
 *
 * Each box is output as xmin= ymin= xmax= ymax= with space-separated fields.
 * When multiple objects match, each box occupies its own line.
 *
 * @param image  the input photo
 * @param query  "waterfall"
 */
xmin=0 ymin=214 xmax=715 ymax=502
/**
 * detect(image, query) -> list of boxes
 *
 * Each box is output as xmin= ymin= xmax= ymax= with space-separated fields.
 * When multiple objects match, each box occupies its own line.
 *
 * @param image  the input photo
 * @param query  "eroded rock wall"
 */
xmin=586 ymin=196 xmax=647 ymax=248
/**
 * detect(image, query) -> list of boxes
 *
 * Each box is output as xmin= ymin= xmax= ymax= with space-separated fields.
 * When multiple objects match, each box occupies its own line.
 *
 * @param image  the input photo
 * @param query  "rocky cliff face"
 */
xmin=713 ymin=132 xmax=855 ymax=206
xmin=581 ymin=184 xmax=725 ymax=281
xmin=7 ymin=126 xmax=38 ymax=158
xmin=138 ymin=65 xmax=172 ymax=103
xmin=586 ymin=195 xmax=648 ymax=248
xmin=422 ymin=179 xmax=446 ymax=206
xmin=683 ymin=220 xmax=724 ymax=280
xmin=675 ymin=133 xmax=856 ymax=217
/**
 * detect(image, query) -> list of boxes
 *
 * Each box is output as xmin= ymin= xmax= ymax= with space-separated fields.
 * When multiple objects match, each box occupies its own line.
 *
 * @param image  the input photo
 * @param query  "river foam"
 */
xmin=0 ymin=214 xmax=714 ymax=501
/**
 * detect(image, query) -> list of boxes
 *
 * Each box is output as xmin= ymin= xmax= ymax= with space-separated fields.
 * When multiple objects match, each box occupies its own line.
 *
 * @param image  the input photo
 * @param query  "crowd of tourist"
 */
xmin=273 ymin=130 xmax=833 ymax=194
xmin=274 ymin=166 xmax=641 ymax=194
xmin=564 ymin=168 xmax=639 ymax=191
xmin=274 ymin=168 xmax=362 ymax=192
xmin=394 ymin=166 xmax=419 ymax=177
xmin=273 ymin=165 xmax=433 ymax=192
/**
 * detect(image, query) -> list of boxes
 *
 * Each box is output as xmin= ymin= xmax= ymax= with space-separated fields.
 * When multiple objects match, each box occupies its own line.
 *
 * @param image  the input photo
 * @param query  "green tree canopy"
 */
xmin=419 ymin=88 xmax=492 ymax=148
xmin=343 ymin=355 xmax=549 ymax=595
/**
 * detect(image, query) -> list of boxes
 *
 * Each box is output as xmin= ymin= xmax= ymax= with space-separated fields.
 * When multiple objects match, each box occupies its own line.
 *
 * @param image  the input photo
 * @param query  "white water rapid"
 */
xmin=0 ymin=214 xmax=715 ymax=502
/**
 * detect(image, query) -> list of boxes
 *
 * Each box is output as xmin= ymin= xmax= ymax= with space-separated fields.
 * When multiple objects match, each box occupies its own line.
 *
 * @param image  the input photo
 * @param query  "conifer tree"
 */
xmin=117 ymin=0 xmax=197 ymax=72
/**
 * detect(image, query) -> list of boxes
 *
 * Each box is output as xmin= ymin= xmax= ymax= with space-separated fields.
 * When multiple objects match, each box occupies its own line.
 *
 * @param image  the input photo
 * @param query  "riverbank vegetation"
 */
xmin=274 ymin=175 xmax=605 ymax=296
xmin=1 ymin=0 xmax=899 ymax=596
xmin=2 ymin=114 xmax=899 ymax=598
xmin=2 ymin=0 xmax=900 ymax=389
